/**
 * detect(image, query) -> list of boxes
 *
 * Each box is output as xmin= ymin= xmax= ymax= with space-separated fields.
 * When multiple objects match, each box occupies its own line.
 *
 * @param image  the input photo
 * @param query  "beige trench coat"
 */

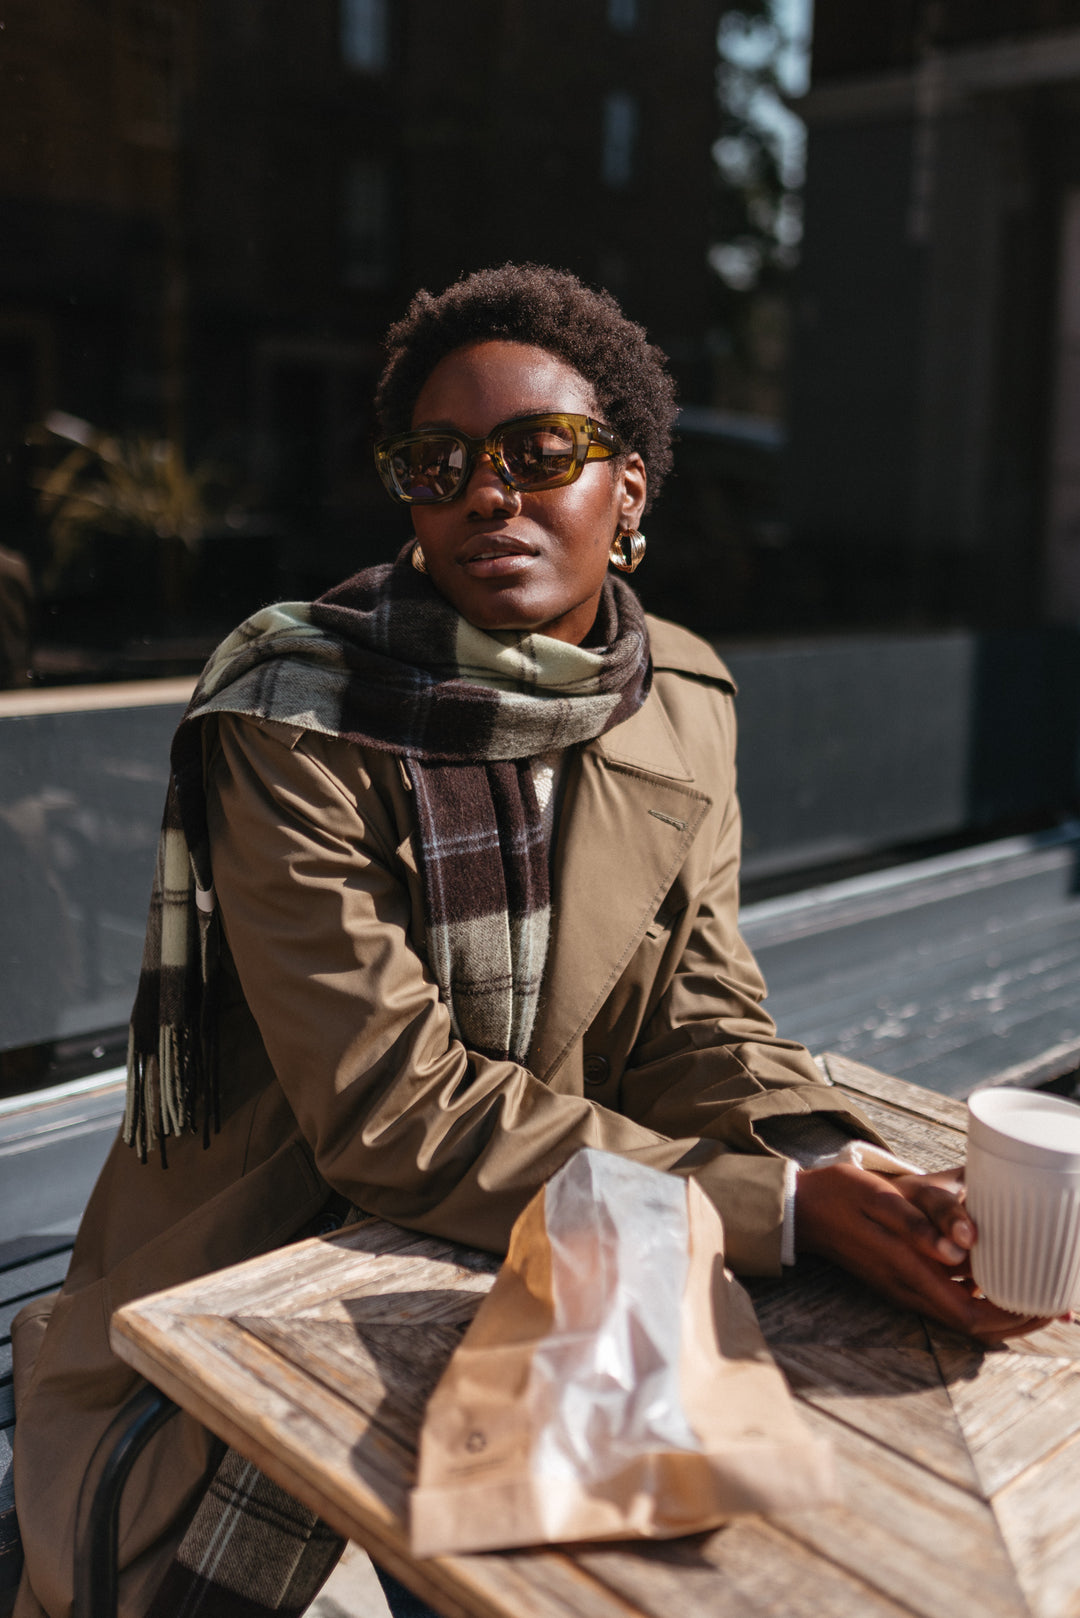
xmin=13 ymin=616 xmax=881 ymax=1617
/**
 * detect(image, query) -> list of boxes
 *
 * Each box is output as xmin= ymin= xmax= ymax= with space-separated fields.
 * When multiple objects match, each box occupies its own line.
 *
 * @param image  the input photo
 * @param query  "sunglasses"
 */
xmin=374 ymin=412 xmax=625 ymax=505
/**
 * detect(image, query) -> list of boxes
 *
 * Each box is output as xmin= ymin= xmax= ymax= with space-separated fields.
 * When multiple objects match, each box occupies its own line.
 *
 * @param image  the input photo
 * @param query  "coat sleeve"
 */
xmin=614 ymin=677 xmax=889 ymax=1249
xmin=205 ymin=715 xmax=787 ymax=1269
xmin=207 ymin=712 xmax=882 ymax=1274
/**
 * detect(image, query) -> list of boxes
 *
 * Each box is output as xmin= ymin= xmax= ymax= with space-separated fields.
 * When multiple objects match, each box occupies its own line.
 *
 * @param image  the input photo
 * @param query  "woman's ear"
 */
xmin=618 ymin=452 xmax=647 ymax=530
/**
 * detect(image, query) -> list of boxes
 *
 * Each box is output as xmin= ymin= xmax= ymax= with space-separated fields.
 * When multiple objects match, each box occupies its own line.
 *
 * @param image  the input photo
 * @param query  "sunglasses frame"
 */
xmin=374 ymin=411 xmax=625 ymax=505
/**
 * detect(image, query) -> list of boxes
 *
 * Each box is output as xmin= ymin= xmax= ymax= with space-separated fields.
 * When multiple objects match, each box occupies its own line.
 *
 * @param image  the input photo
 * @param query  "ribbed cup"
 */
xmin=966 ymin=1089 xmax=1080 ymax=1316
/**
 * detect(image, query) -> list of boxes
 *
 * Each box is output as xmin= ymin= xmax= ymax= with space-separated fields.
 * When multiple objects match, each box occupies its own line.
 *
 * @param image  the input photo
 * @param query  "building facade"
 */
xmin=0 ymin=0 xmax=722 ymax=680
xmin=787 ymin=0 xmax=1080 ymax=631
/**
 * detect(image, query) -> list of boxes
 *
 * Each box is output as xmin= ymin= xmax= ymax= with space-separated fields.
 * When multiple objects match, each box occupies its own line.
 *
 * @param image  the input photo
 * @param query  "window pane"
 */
xmin=343 ymin=158 xmax=390 ymax=288
xmin=341 ymin=0 xmax=387 ymax=72
xmin=601 ymin=92 xmax=638 ymax=189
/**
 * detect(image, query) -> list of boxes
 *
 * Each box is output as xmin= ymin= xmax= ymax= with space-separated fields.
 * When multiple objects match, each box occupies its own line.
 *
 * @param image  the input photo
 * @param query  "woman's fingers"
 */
xmin=797 ymin=1162 xmax=946 ymax=1273
xmin=794 ymin=1162 xmax=1052 ymax=1344
xmin=887 ymin=1172 xmax=976 ymax=1263
xmin=894 ymin=1259 xmax=1048 ymax=1343
xmin=835 ymin=1167 xmax=970 ymax=1267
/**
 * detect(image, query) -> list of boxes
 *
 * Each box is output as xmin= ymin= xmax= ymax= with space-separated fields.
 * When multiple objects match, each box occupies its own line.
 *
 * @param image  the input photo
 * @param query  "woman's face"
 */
xmin=408 ymin=341 xmax=646 ymax=644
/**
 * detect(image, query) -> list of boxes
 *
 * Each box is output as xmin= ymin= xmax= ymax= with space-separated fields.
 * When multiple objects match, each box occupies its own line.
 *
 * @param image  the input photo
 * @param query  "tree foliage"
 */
xmin=712 ymin=0 xmax=809 ymax=298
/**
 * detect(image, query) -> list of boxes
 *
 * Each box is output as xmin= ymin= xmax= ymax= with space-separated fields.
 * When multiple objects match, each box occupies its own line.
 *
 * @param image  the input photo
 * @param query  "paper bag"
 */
xmin=410 ymin=1148 xmax=836 ymax=1556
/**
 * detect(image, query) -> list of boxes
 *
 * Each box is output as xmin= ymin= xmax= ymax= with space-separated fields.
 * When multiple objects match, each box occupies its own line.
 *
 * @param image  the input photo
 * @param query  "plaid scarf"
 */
xmin=143 ymin=1446 xmax=345 ymax=1618
xmin=125 ymin=555 xmax=650 ymax=1160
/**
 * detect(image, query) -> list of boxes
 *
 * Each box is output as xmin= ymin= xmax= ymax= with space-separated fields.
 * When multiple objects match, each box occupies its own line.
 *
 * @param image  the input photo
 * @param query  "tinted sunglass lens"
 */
xmin=500 ymin=421 xmax=577 ymax=487
xmin=392 ymin=436 xmax=466 ymax=501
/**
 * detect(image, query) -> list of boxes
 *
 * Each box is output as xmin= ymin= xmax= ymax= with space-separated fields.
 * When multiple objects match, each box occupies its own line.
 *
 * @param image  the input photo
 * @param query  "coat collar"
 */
xmin=527 ymin=683 xmax=712 ymax=1083
xmin=591 ymin=680 xmax=694 ymax=780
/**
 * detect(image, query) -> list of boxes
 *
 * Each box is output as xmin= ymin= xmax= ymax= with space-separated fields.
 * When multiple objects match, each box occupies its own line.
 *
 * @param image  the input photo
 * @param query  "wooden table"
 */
xmin=110 ymin=1055 xmax=1080 ymax=1618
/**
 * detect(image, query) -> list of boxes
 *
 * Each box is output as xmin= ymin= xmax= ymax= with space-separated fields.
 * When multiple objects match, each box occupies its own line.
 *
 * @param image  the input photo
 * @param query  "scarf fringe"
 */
xmin=124 ymin=1025 xmax=210 ymax=1164
xmin=124 ymin=910 xmax=221 ymax=1162
xmin=122 ymin=564 xmax=649 ymax=1163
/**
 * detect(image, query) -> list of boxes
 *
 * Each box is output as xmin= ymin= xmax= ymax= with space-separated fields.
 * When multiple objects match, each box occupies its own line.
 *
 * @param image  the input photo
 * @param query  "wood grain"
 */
xmin=776 ymin=1402 xmax=1027 ymax=1618
xmin=749 ymin=1272 xmax=975 ymax=1491
xmin=991 ymin=1426 xmax=1080 ymax=1618
xmin=576 ymin=1517 xmax=918 ymax=1618
xmin=928 ymin=1321 xmax=1080 ymax=1496
xmin=114 ymin=1299 xmax=685 ymax=1618
xmin=110 ymin=1056 xmax=1080 ymax=1618
xmin=820 ymin=1051 xmax=970 ymax=1130
xmin=833 ymin=1090 xmax=968 ymax=1172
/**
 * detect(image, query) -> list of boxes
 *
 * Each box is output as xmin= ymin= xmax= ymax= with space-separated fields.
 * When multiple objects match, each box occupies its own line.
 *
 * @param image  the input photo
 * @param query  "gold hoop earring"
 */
xmin=411 ymin=543 xmax=428 ymax=574
xmin=609 ymin=529 xmax=646 ymax=574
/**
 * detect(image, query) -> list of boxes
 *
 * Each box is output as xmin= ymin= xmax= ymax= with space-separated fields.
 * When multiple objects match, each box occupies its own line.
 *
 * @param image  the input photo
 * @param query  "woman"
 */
xmin=12 ymin=265 xmax=1045 ymax=1618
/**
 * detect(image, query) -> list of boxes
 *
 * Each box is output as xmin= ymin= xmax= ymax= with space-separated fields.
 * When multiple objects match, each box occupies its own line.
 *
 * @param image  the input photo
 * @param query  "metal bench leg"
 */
xmin=73 ymin=1384 xmax=178 ymax=1618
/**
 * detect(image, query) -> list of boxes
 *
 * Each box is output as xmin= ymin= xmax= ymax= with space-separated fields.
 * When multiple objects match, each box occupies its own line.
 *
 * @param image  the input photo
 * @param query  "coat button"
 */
xmin=583 ymin=1054 xmax=610 ymax=1086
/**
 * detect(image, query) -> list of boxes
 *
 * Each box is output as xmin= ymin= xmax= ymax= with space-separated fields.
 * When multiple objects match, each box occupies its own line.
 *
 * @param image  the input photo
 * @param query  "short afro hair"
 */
xmin=374 ymin=263 xmax=677 ymax=512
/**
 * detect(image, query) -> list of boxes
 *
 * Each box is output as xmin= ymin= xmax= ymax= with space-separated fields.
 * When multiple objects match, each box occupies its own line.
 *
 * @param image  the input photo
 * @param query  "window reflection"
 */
xmin=341 ymin=0 xmax=388 ymax=73
xmin=601 ymin=92 xmax=638 ymax=190
xmin=343 ymin=158 xmax=392 ymax=289
xmin=0 ymin=546 xmax=32 ymax=689
xmin=0 ymin=2 xmax=771 ymax=690
xmin=608 ymin=0 xmax=639 ymax=33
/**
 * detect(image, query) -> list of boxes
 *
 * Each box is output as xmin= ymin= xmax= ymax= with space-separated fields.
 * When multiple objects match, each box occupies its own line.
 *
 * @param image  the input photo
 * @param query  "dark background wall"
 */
xmin=0 ymin=0 xmax=726 ymax=670
xmin=786 ymin=0 xmax=1080 ymax=633
xmin=5 ymin=1 xmax=1080 ymax=1090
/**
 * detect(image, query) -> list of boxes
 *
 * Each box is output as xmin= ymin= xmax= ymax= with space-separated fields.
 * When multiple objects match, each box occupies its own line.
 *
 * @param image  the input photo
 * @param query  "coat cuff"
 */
xmin=688 ymin=1151 xmax=791 ymax=1277
xmin=716 ymin=1083 xmax=894 ymax=1156
xmin=686 ymin=1082 xmax=895 ymax=1276
xmin=781 ymin=1158 xmax=799 ymax=1268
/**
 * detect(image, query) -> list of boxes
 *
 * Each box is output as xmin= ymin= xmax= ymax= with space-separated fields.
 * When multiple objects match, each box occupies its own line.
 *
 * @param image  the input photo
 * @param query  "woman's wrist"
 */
xmin=792 ymin=1161 xmax=848 ymax=1260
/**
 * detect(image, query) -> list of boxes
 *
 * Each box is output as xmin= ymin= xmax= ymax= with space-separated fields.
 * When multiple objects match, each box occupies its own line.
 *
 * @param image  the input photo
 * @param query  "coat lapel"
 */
xmin=528 ymin=687 xmax=712 ymax=1083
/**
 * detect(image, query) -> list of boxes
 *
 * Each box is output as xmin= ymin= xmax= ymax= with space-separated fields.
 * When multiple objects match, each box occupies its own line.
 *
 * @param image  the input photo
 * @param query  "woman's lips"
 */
xmin=459 ymin=542 xmax=536 ymax=579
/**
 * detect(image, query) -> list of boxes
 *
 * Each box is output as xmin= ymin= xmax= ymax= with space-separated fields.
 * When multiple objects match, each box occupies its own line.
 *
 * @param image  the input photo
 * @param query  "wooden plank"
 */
xmin=0 ymin=1251 xmax=70 ymax=1316
xmin=0 ymin=1236 xmax=73 ymax=1274
xmin=775 ymin=1403 xmax=1029 ymax=1618
xmin=110 ymin=1076 xmax=1068 ymax=1618
xmin=113 ymin=1305 xmax=417 ymax=1516
xmin=111 ymin=1307 xmax=662 ymax=1618
xmin=576 ymin=1517 xmax=918 ymax=1618
xmin=779 ymin=1340 xmax=978 ymax=1493
xmin=992 ymin=1425 xmax=1080 ymax=1618
xmin=143 ymin=1218 xmax=497 ymax=1324
xmin=741 ymin=843 xmax=1080 ymax=953
xmin=819 ymin=1053 xmax=970 ymax=1129
xmin=750 ymin=1262 xmax=980 ymax=1492
xmin=884 ymin=998 xmax=1080 ymax=1098
xmin=238 ymin=1314 xmax=471 ymax=1454
xmin=0 ymin=676 xmax=195 ymax=718
xmin=794 ymin=915 xmax=1080 ymax=1089
xmin=832 ymin=1091 xmax=967 ymax=1172
xmin=787 ymin=902 xmax=1080 ymax=1081
xmin=929 ymin=1320 xmax=1080 ymax=1497
xmin=984 ymin=1037 xmax=1080 ymax=1091
xmin=465 ymin=1557 xmax=649 ymax=1618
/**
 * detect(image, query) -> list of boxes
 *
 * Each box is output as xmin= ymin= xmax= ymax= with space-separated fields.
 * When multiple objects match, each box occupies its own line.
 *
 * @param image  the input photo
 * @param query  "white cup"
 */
xmin=965 ymin=1087 xmax=1080 ymax=1316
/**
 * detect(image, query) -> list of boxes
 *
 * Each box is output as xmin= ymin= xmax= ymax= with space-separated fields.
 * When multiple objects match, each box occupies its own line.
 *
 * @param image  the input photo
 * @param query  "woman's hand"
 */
xmin=794 ymin=1161 xmax=1061 ymax=1345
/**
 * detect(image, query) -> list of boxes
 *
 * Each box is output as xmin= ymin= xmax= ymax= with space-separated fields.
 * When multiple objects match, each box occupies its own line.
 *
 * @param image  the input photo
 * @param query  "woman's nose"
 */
xmin=464 ymin=452 xmax=520 ymax=514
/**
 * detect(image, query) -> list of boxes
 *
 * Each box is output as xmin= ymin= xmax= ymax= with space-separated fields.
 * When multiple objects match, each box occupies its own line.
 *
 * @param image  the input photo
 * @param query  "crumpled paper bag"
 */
xmin=409 ymin=1148 xmax=836 ymax=1557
